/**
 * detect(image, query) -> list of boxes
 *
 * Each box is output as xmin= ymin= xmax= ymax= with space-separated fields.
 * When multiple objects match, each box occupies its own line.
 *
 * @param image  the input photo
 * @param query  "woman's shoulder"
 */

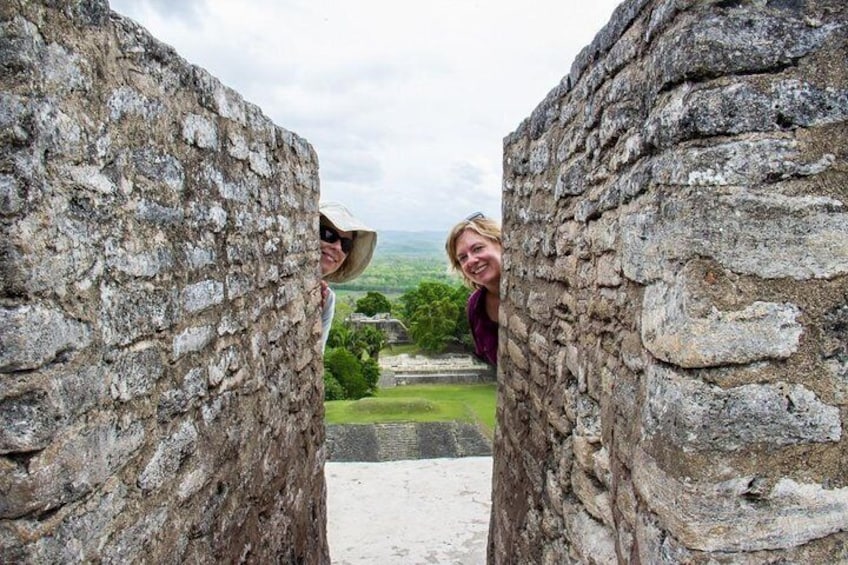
xmin=466 ymin=287 xmax=486 ymax=310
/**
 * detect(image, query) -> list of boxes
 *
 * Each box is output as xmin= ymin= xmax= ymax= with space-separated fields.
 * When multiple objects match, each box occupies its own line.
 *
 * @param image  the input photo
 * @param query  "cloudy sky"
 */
xmin=109 ymin=0 xmax=623 ymax=231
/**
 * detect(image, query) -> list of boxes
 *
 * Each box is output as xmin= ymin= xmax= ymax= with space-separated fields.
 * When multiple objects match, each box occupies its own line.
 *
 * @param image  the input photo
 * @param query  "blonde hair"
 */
xmin=445 ymin=216 xmax=502 ymax=288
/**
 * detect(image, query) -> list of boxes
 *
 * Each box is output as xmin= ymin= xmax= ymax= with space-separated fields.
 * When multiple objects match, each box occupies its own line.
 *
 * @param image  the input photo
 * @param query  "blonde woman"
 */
xmin=319 ymin=202 xmax=377 ymax=351
xmin=445 ymin=213 xmax=502 ymax=366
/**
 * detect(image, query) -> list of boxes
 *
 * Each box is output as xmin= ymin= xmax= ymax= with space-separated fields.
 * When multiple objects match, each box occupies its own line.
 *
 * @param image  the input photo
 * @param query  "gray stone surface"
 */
xmin=326 ymin=457 xmax=492 ymax=565
xmin=1 ymin=1 xmax=327 ymax=562
xmin=326 ymin=422 xmax=492 ymax=462
xmin=497 ymin=0 xmax=848 ymax=563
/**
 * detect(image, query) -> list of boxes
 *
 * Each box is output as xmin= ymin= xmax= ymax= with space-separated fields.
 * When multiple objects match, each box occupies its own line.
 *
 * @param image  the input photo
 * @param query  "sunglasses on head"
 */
xmin=320 ymin=224 xmax=354 ymax=254
xmin=465 ymin=212 xmax=485 ymax=221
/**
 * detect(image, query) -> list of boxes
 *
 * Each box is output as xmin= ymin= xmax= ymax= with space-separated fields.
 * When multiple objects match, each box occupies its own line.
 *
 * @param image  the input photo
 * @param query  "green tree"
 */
xmin=399 ymin=281 xmax=472 ymax=352
xmin=451 ymin=284 xmax=473 ymax=348
xmin=361 ymin=358 xmax=381 ymax=394
xmin=324 ymin=347 xmax=369 ymax=399
xmin=352 ymin=325 xmax=387 ymax=361
xmin=323 ymin=367 xmax=345 ymax=401
xmin=408 ymin=297 xmax=459 ymax=352
xmin=327 ymin=324 xmax=353 ymax=349
xmin=355 ymin=291 xmax=392 ymax=316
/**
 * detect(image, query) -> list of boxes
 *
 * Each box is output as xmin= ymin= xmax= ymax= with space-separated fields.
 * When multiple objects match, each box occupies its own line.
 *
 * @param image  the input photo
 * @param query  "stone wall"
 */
xmin=1 ymin=2 xmax=328 ymax=562
xmin=379 ymin=353 xmax=496 ymax=386
xmin=346 ymin=313 xmax=411 ymax=344
xmin=493 ymin=0 xmax=848 ymax=563
xmin=326 ymin=422 xmax=492 ymax=462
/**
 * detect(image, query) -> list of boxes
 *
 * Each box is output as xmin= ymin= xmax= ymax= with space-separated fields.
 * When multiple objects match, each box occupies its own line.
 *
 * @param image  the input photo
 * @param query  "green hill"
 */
xmin=335 ymin=230 xmax=460 ymax=293
xmin=374 ymin=230 xmax=446 ymax=257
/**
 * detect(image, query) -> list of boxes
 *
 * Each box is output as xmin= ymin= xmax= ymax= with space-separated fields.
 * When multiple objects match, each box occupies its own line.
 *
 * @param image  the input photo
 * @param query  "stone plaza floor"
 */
xmin=326 ymin=456 xmax=493 ymax=564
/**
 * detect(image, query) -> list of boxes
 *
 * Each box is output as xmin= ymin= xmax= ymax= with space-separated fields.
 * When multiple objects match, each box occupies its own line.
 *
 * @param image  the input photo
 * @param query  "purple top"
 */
xmin=467 ymin=288 xmax=498 ymax=366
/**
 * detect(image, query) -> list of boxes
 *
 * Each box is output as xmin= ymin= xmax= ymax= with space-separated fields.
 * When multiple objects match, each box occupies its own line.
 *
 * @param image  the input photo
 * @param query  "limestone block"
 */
xmin=58 ymin=364 xmax=108 ymax=418
xmin=204 ymin=163 xmax=249 ymax=204
xmin=507 ymin=338 xmax=529 ymax=371
xmin=529 ymin=331 xmax=550 ymax=361
xmin=105 ymin=240 xmax=175 ymax=278
xmin=65 ymin=164 xmax=116 ymax=195
xmin=599 ymin=102 xmax=640 ymax=148
xmin=633 ymin=447 xmax=848 ymax=552
xmin=654 ymin=139 xmax=835 ymax=187
xmin=181 ymin=279 xmax=225 ymax=314
xmin=572 ymin=434 xmax=598 ymax=472
xmin=641 ymin=274 xmax=803 ymax=368
xmin=137 ymin=421 xmax=198 ymax=493
xmin=187 ymin=202 xmax=228 ymax=233
xmin=0 ymin=172 xmax=24 ymax=215
xmin=572 ymin=467 xmax=614 ymax=527
xmin=508 ymin=313 xmax=528 ymax=340
xmin=101 ymin=507 xmax=169 ymax=564
xmin=651 ymin=12 xmax=839 ymax=92
xmin=555 ymin=157 xmax=587 ymax=198
xmin=225 ymin=272 xmax=253 ymax=300
xmin=0 ymin=389 xmax=58 ymax=454
xmin=528 ymin=290 xmax=553 ymax=322
xmin=0 ymin=416 xmax=145 ymax=519
xmin=227 ymin=132 xmax=250 ymax=160
xmin=172 ymin=325 xmax=215 ymax=359
xmin=564 ymin=504 xmax=618 ymax=565
xmin=131 ymin=148 xmax=184 ymax=194
xmin=134 ymin=199 xmax=184 ymax=226
xmin=575 ymin=396 xmax=602 ymax=443
xmin=643 ymin=364 xmax=841 ymax=452
xmin=646 ymin=80 xmax=848 ymax=148
xmin=157 ymin=367 xmax=207 ymax=422
xmin=622 ymin=188 xmax=848 ymax=283
xmin=0 ymin=304 xmax=92 ymax=371
xmin=107 ymin=86 xmax=162 ymax=121
xmin=109 ymin=345 xmax=165 ymax=402
xmin=585 ymin=215 xmax=618 ymax=253
xmin=182 ymin=113 xmax=217 ymax=149
xmin=596 ymin=254 xmax=622 ymax=288
xmin=183 ymin=242 xmax=217 ymax=271
xmin=24 ymin=481 xmax=128 ymax=563
xmin=100 ymin=283 xmax=178 ymax=346
xmin=593 ymin=446 xmax=611 ymax=489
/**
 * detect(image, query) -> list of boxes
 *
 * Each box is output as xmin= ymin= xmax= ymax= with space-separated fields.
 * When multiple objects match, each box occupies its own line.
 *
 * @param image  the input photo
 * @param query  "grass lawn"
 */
xmin=324 ymin=383 xmax=497 ymax=438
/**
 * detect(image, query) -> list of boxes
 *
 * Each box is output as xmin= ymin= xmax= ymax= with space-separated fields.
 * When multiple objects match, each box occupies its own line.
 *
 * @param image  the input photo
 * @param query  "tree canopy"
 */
xmin=355 ymin=291 xmax=392 ymax=316
xmin=398 ymin=281 xmax=471 ymax=353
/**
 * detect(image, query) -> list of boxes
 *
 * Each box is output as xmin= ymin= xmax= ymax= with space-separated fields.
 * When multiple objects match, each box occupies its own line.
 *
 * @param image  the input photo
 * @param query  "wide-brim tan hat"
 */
xmin=320 ymin=201 xmax=377 ymax=283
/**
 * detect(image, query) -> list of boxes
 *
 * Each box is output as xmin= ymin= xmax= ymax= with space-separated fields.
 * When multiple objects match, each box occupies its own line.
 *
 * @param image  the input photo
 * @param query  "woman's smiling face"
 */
xmin=320 ymin=227 xmax=353 ymax=277
xmin=455 ymin=228 xmax=502 ymax=289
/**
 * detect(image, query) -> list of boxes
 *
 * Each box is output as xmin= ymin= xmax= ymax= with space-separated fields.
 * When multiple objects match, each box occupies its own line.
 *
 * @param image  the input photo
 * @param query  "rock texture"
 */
xmin=494 ymin=0 xmax=848 ymax=563
xmin=1 ymin=1 xmax=328 ymax=562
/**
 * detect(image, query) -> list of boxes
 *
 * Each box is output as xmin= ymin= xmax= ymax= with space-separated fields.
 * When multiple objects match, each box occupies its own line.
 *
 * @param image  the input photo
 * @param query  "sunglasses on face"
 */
xmin=320 ymin=224 xmax=354 ymax=254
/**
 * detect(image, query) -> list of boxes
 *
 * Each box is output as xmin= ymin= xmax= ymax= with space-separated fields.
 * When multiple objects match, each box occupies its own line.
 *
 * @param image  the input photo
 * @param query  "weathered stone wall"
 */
xmin=1 ymin=1 xmax=328 ymax=562
xmin=494 ymin=0 xmax=848 ymax=563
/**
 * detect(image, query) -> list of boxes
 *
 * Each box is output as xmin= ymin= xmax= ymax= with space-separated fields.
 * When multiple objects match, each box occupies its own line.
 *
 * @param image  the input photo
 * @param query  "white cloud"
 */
xmin=110 ymin=0 xmax=623 ymax=231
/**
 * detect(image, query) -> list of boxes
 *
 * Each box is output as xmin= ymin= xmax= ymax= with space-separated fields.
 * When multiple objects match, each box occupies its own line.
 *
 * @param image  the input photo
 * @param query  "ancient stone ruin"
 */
xmin=346 ymin=312 xmax=411 ymax=344
xmin=2 ymin=1 xmax=327 ymax=562
xmin=2 ymin=0 xmax=847 ymax=563
xmin=493 ymin=0 xmax=848 ymax=563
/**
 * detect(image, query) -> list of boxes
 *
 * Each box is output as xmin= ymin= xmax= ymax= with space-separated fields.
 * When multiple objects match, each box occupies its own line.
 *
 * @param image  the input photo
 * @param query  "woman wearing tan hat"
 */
xmin=319 ymin=201 xmax=377 ymax=351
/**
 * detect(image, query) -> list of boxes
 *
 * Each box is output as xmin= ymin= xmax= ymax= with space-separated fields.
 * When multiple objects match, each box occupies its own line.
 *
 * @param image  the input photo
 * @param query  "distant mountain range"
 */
xmin=374 ymin=230 xmax=446 ymax=258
